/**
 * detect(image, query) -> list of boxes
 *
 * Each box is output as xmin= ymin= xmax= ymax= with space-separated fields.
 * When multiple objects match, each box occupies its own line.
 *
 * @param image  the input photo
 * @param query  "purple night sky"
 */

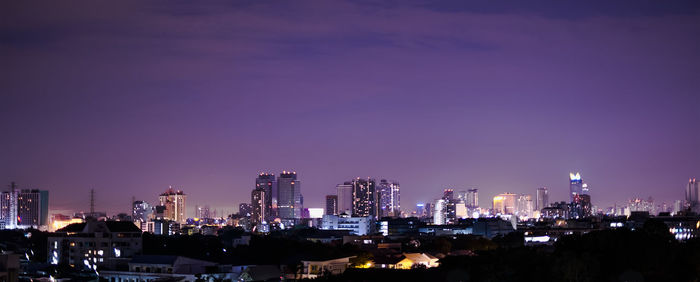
xmin=2 ymin=1 xmax=699 ymax=216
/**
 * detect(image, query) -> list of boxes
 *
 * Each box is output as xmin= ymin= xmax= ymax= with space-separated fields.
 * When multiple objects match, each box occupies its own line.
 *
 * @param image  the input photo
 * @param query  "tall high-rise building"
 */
xmin=516 ymin=194 xmax=533 ymax=218
xmin=492 ymin=193 xmax=516 ymax=215
xmin=442 ymin=189 xmax=456 ymax=224
xmin=17 ymin=189 xmax=49 ymax=227
xmin=443 ymin=189 xmax=454 ymax=201
xmin=455 ymin=201 xmax=467 ymax=219
xmin=132 ymin=200 xmax=153 ymax=223
xmin=1 ymin=182 xmax=19 ymax=229
xmin=351 ymin=178 xmax=377 ymax=218
xmin=325 ymin=195 xmax=338 ymax=216
xmin=1 ymin=184 xmax=49 ymax=229
xmin=536 ymin=187 xmax=549 ymax=212
xmin=569 ymin=172 xmax=583 ymax=203
xmin=466 ymin=189 xmax=478 ymax=209
xmin=256 ymin=173 xmax=276 ymax=220
xmin=686 ymin=178 xmax=699 ymax=213
xmin=415 ymin=203 xmax=426 ymax=218
xmin=433 ymin=199 xmax=446 ymax=225
xmin=251 ymin=188 xmax=266 ymax=225
xmin=238 ymin=203 xmax=252 ymax=216
xmin=277 ymin=171 xmax=302 ymax=220
xmin=158 ymin=187 xmax=186 ymax=224
xmin=569 ymin=173 xmax=592 ymax=218
xmin=195 ymin=205 xmax=211 ymax=219
xmin=336 ymin=183 xmax=353 ymax=215
xmin=377 ymin=179 xmax=400 ymax=218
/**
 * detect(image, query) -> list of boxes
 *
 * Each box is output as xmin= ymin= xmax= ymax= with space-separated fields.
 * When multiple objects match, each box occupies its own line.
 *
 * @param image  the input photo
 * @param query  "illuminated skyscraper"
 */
xmin=277 ymin=171 xmax=302 ymax=220
xmin=415 ymin=203 xmax=426 ymax=218
xmin=325 ymin=195 xmax=338 ymax=216
xmin=466 ymin=189 xmax=478 ymax=209
xmin=255 ymin=173 xmax=276 ymax=219
xmin=17 ymin=189 xmax=49 ymax=227
xmin=351 ymin=178 xmax=377 ymax=218
xmin=251 ymin=188 xmax=266 ymax=225
xmin=336 ymin=183 xmax=353 ymax=215
xmin=195 ymin=205 xmax=211 ymax=219
xmin=378 ymin=179 xmax=400 ymax=218
xmin=536 ymin=187 xmax=549 ymax=211
xmin=238 ymin=203 xmax=252 ymax=216
xmin=492 ymin=193 xmax=516 ymax=215
xmin=132 ymin=200 xmax=153 ymax=223
xmin=158 ymin=187 xmax=186 ymax=224
xmin=433 ymin=199 xmax=445 ymax=224
xmin=569 ymin=172 xmax=583 ymax=203
xmin=516 ymin=194 xmax=533 ymax=218
xmin=1 ymin=184 xmax=49 ymax=229
xmin=0 ymin=182 xmax=19 ymax=229
xmin=569 ymin=173 xmax=591 ymax=218
xmin=686 ymin=178 xmax=700 ymax=213
xmin=443 ymin=189 xmax=457 ymax=224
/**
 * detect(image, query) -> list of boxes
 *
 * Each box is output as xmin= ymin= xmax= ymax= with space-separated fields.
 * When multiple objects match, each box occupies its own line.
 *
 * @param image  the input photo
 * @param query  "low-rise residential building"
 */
xmin=300 ymin=256 xmax=354 ymax=279
xmin=48 ymin=221 xmax=143 ymax=270
xmin=321 ymin=215 xmax=374 ymax=235
xmin=372 ymin=253 xmax=440 ymax=269
xmin=100 ymin=255 xmax=234 ymax=282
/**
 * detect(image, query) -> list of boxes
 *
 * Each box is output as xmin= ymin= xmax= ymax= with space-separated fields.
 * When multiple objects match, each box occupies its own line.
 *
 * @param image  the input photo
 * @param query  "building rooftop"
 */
xmin=56 ymin=221 xmax=142 ymax=233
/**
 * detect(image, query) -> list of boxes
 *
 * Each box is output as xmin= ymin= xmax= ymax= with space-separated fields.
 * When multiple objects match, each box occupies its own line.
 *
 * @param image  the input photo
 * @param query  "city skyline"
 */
xmin=2 ymin=0 xmax=699 ymax=216
xmin=2 ymin=170 xmax=694 ymax=218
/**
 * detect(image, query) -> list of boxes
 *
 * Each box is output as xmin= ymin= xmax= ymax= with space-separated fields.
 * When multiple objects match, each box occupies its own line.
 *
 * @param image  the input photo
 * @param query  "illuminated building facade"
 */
xmin=277 ymin=171 xmax=302 ymax=220
xmin=569 ymin=172 xmax=583 ymax=203
xmin=48 ymin=221 xmax=142 ymax=269
xmin=433 ymin=199 xmax=445 ymax=224
xmin=492 ymin=193 xmax=516 ymax=215
xmin=321 ymin=214 xmax=373 ymax=235
xmin=238 ymin=203 xmax=252 ymax=217
xmin=336 ymin=183 xmax=353 ymax=215
xmin=536 ymin=187 xmax=549 ymax=212
xmin=1 ymin=185 xmax=49 ymax=229
xmin=17 ymin=189 xmax=49 ymax=227
xmin=158 ymin=188 xmax=186 ymax=224
xmin=687 ymin=178 xmax=700 ymax=213
xmin=415 ymin=204 xmax=426 ymax=218
xmin=569 ymin=173 xmax=592 ymax=218
xmin=466 ymin=189 xmax=478 ymax=209
xmin=132 ymin=200 xmax=153 ymax=223
xmin=351 ymin=178 xmax=377 ymax=218
xmin=255 ymin=173 xmax=276 ymax=219
xmin=325 ymin=195 xmax=338 ymax=216
xmin=516 ymin=194 xmax=533 ymax=218
xmin=378 ymin=179 xmax=400 ymax=218
xmin=443 ymin=189 xmax=457 ymax=224
xmin=251 ymin=188 xmax=266 ymax=225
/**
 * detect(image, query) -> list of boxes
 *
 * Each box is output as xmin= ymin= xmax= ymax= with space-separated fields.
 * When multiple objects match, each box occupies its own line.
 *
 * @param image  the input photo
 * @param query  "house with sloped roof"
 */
xmin=299 ymin=256 xmax=355 ymax=279
xmin=372 ymin=253 xmax=440 ymax=269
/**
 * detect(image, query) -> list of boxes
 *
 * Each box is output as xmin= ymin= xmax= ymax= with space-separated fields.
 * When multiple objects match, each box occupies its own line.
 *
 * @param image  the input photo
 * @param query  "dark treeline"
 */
xmin=311 ymin=219 xmax=700 ymax=282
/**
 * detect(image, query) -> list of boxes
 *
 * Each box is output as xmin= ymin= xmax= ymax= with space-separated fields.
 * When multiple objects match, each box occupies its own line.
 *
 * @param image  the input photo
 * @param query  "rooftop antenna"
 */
xmin=90 ymin=189 xmax=95 ymax=215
